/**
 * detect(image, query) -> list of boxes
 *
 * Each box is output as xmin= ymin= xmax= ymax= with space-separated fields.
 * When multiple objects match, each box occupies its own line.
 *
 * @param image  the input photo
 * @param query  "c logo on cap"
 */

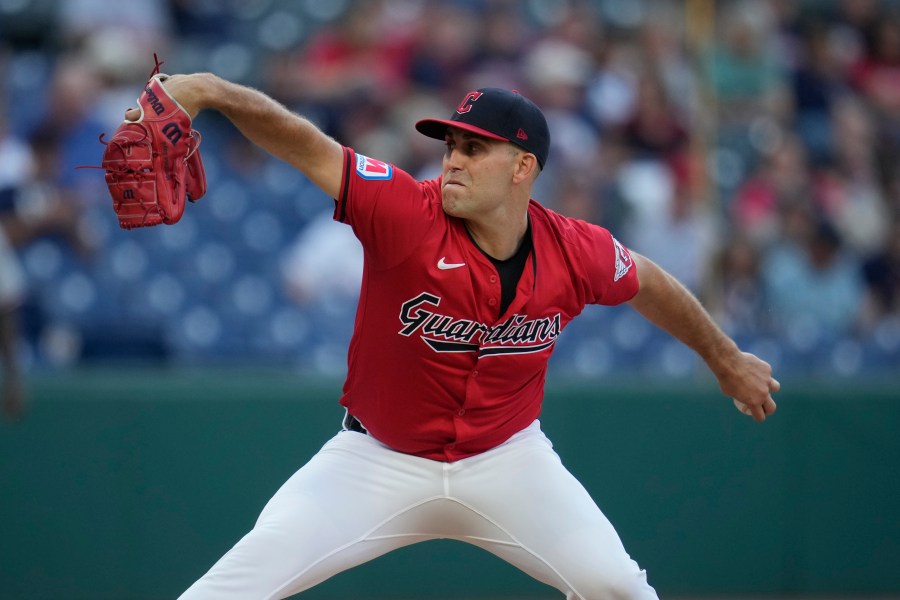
xmin=456 ymin=91 xmax=483 ymax=114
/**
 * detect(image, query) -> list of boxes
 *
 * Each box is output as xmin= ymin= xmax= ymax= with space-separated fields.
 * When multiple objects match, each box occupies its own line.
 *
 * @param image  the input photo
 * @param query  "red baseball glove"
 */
xmin=100 ymin=56 xmax=206 ymax=229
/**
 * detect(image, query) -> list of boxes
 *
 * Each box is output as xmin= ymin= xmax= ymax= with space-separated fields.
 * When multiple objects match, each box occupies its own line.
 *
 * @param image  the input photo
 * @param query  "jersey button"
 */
xmin=472 ymin=370 xmax=479 ymax=377
xmin=457 ymin=409 xmax=466 ymax=416
xmin=489 ymin=275 xmax=497 ymax=284
xmin=488 ymin=298 xmax=497 ymax=306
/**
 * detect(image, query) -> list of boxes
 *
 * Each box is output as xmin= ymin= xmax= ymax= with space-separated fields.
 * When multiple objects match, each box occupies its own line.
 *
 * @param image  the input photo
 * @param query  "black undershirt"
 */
xmin=471 ymin=223 xmax=533 ymax=317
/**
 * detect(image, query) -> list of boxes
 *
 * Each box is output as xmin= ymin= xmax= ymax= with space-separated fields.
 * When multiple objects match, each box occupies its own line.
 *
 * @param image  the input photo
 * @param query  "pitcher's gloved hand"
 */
xmin=100 ymin=55 xmax=206 ymax=229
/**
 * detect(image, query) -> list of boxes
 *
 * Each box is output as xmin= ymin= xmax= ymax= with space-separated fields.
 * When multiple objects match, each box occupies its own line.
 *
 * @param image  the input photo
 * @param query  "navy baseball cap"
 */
xmin=416 ymin=88 xmax=550 ymax=169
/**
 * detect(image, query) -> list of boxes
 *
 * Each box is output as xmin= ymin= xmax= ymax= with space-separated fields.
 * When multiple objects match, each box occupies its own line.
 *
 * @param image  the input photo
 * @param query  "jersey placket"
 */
xmin=440 ymin=237 xmax=498 ymax=460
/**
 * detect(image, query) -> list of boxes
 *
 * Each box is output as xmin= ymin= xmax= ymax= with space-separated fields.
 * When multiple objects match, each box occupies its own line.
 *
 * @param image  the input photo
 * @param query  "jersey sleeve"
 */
xmin=333 ymin=147 xmax=440 ymax=270
xmin=573 ymin=221 xmax=640 ymax=306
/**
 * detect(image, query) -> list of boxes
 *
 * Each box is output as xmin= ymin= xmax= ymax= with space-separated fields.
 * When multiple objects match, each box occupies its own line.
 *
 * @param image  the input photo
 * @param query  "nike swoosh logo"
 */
xmin=437 ymin=257 xmax=466 ymax=270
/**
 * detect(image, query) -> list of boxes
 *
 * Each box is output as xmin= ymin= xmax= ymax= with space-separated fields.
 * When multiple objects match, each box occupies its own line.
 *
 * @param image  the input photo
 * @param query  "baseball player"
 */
xmin=145 ymin=76 xmax=779 ymax=599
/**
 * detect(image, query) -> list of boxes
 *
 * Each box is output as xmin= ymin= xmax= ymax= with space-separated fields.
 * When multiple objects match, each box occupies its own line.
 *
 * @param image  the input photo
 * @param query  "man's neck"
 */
xmin=464 ymin=211 xmax=529 ymax=261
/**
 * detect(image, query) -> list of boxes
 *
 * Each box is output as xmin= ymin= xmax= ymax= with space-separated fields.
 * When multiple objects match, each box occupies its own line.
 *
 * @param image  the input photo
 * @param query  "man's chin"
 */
xmin=441 ymin=201 xmax=461 ymax=217
xmin=441 ymin=193 xmax=465 ymax=217
xmin=441 ymin=198 xmax=466 ymax=219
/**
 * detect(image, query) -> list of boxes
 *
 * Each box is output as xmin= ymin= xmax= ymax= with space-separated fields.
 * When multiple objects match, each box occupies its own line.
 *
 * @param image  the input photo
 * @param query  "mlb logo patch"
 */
xmin=355 ymin=154 xmax=393 ymax=180
xmin=612 ymin=237 xmax=633 ymax=282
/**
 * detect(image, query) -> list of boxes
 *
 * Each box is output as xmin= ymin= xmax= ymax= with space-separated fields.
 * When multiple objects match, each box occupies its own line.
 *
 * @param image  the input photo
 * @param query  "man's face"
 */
xmin=440 ymin=128 xmax=519 ymax=220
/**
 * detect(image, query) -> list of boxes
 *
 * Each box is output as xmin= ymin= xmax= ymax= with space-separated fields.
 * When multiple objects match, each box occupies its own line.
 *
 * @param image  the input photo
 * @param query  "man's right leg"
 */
xmin=178 ymin=430 xmax=444 ymax=600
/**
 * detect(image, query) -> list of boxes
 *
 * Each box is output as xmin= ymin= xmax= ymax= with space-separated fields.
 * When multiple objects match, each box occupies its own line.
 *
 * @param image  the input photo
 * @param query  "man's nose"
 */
xmin=444 ymin=148 xmax=464 ymax=170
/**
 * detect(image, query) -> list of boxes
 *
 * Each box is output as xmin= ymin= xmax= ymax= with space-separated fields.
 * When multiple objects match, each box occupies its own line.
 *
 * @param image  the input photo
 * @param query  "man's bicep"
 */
xmin=626 ymin=253 xmax=695 ymax=323
xmin=625 ymin=253 xmax=659 ymax=307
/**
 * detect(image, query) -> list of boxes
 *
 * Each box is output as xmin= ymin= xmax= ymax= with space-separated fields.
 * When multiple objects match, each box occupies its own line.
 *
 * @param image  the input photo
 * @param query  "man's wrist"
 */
xmin=701 ymin=337 xmax=742 ymax=377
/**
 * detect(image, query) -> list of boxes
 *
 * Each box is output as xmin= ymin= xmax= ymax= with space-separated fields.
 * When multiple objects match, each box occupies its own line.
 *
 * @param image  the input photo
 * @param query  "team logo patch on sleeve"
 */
xmin=612 ymin=236 xmax=634 ymax=282
xmin=355 ymin=154 xmax=393 ymax=180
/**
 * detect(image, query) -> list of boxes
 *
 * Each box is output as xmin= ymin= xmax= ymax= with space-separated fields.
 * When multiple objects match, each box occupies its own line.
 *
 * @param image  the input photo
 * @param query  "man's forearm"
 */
xmin=627 ymin=252 xmax=779 ymax=420
xmin=153 ymin=74 xmax=345 ymax=198
xmin=627 ymin=254 xmax=739 ymax=375
xmin=205 ymin=79 xmax=328 ymax=160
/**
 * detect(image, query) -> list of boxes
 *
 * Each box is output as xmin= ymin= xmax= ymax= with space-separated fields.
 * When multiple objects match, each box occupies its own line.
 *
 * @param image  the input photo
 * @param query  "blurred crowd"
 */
xmin=1 ymin=0 xmax=900 ymax=409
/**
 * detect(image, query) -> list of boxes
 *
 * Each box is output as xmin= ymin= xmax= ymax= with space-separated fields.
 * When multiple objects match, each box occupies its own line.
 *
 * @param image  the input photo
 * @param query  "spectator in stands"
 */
xmin=0 ymin=223 xmax=27 ymax=419
xmin=0 ymin=111 xmax=30 ymax=418
xmin=280 ymin=210 xmax=363 ymax=314
xmin=616 ymin=159 xmax=718 ymax=295
xmin=585 ymin=30 xmax=639 ymax=133
xmin=266 ymin=0 xmax=417 ymax=142
xmin=409 ymin=2 xmax=483 ymax=92
xmin=620 ymin=71 xmax=690 ymax=163
xmin=849 ymin=15 xmax=900 ymax=128
xmin=56 ymin=0 xmax=171 ymax=50
xmin=789 ymin=16 xmax=855 ymax=164
xmin=762 ymin=208 xmax=865 ymax=338
xmin=0 ymin=115 xmax=92 ymax=417
xmin=730 ymin=132 xmax=815 ymax=245
xmin=861 ymin=217 xmax=900 ymax=329
xmin=830 ymin=0 xmax=880 ymax=55
xmin=467 ymin=0 xmax=531 ymax=91
xmin=705 ymin=2 xmax=790 ymax=126
xmin=0 ymin=199 xmax=89 ymax=419
xmin=706 ymin=235 xmax=767 ymax=337
xmin=12 ymin=128 xmax=93 ymax=257
xmin=815 ymin=96 xmax=891 ymax=255
xmin=523 ymin=34 xmax=599 ymax=210
xmin=634 ymin=12 xmax=698 ymax=123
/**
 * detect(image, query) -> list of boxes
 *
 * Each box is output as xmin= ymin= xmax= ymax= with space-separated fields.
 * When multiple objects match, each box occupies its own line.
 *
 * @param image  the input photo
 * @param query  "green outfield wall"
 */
xmin=1 ymin=369 xmax=898 ymax=599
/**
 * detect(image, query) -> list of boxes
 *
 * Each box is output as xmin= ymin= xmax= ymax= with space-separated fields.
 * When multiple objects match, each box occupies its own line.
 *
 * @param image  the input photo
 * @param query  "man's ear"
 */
xmin=512 ymin=152 xmax=539 ymax=184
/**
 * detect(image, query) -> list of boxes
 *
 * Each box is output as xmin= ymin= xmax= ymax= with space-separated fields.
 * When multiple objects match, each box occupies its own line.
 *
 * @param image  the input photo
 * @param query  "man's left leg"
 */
xmin=448 ymin=421 xmax=658 ymax=600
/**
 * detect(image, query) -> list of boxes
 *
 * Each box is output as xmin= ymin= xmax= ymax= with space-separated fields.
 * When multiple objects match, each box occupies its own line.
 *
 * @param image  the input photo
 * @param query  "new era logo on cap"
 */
xmin=416 ymin=88 xmax=550 ymax=169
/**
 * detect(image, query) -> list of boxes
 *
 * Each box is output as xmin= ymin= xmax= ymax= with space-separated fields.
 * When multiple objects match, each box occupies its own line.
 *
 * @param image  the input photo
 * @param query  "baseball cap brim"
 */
xmin=415 ymin=118 xmax=510 ymax=143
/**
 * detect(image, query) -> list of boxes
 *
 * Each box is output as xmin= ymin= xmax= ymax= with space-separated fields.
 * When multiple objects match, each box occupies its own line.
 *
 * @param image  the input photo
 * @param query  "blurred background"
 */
xmin=0 ymin=0 xmax=898 ymax=599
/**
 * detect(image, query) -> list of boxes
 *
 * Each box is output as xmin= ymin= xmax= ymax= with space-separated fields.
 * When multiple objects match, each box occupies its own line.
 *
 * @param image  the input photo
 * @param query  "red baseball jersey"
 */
xmin=333 ymin=148 xmax=640 ymax=461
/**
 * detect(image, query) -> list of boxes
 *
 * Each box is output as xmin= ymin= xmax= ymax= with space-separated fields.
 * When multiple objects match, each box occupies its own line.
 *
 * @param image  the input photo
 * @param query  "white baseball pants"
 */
xmin=178 ymin=420 xmax=658 ymax=599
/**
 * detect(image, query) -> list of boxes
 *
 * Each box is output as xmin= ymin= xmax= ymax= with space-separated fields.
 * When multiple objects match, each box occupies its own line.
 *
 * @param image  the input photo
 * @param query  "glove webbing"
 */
xmin=100 ymin=126 xmax=162 ymax=227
